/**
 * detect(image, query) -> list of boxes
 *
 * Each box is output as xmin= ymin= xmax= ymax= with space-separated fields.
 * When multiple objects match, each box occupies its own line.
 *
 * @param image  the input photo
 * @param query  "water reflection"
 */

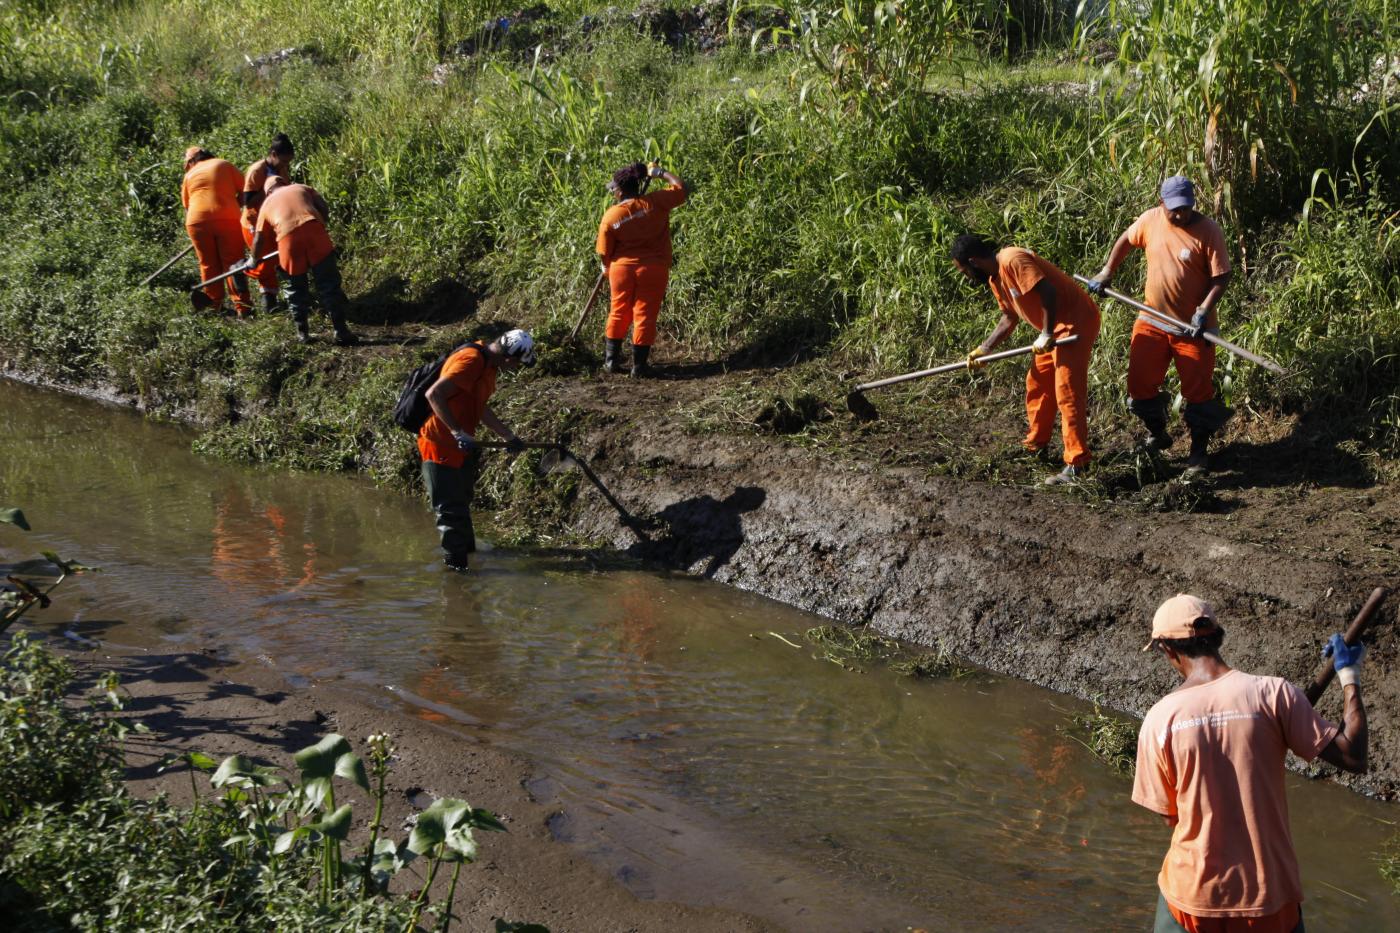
xmin=2 ymin=379 xmax=1396 ymax=931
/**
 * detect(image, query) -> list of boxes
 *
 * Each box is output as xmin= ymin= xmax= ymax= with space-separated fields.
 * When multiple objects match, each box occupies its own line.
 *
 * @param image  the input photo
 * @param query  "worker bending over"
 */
xmin=1135 ymin=594 xmax=1367 ymax=931
xmin=417 ymin=331 xmax=535 ymax=572
xmin=241 ymin=133 xmax=294 ymax=316
xmin=249 ymin=176 xmax=358 ymax=346
xmin=953 ymin=234 xmax=1101 ymax=485
xmin=596 ymin=161 xmax=687 ymax=377
xmin=182 ymin=146 xmax=252 ymax=317
xmin=1088 ymin=176 xmax=1233 ymax=473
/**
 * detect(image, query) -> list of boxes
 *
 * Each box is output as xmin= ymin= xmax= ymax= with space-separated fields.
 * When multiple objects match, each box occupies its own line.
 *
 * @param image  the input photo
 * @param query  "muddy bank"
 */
xmin=519 ymin=373 xmax=1400 ymax=796
xmin=50 ymin=633 xmax=774 ymax=933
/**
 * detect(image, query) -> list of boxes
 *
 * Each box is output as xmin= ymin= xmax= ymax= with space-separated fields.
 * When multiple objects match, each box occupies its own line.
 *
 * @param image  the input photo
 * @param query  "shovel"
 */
xmin=1304 ymin=586 xmax=1389 ymax=706
xmin=846 ymin=335 xmax=1081 ymax=421
xmin=190 ymin=251 xmax=278 ymax=310
xmin=140 ymin=243 xmax=195 ymax=287
xmin=475 ymin=441 xmax=651 ymax=542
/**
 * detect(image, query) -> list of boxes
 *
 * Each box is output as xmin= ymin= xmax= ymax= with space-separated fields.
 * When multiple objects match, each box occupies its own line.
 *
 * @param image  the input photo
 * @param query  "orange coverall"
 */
xmin=988 ymin=247 xmax=1101 ymax=467
xmin=1123 ymin=207 xmax=1232 ymax=405
xmin=241 ymin=158 xmax=290 ymax=292
xmin=182 ymin=158 xmax=251 ymax=314
xmin=596 ymin=182 xmax=687 ymax=347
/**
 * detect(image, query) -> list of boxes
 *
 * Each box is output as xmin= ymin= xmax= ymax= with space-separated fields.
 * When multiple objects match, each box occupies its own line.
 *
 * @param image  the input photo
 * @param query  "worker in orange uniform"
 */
xmin=249 ymin=175 xmax=358 ymax=345
xmin=182 ymin=146 xmax=253 ymax=316
xmin=952 ymin=234 xmax=1101 ymax=486
xmin=418 ymin=330 xmax=535 ymax=572
xmin=240 ymin=133 xmax=294 ymax=316
xmin=1087 ymin=176 xmax=1233 ymax=473
xmin=596 ymin=160 xmax=688 ymax=378
xmin=1135 ymin=593 xmax=1368 ymax=932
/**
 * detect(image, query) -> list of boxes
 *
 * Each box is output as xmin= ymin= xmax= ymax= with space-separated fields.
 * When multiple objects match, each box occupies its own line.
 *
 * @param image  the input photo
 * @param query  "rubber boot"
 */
xmin=1129 ymin=392 xmax=1171 ymax=451
xmin=295 ymin=319 xmax=311 ymax=344
xmin=603 ymin=338 xmax=623 ymax=374
xmin=332 ymin=315 xmax=360 ymax=347
xmin=630 ymin=344 xmax=652 ymax=379
xmin=260 ymin=289 xmax=282 ymax=317
xmin=1185 ymin=430 xmax=1210 ymax=475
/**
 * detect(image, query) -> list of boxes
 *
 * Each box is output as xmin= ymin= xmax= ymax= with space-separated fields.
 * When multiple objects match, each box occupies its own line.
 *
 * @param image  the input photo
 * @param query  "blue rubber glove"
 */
xmin=1186 ymin=307 xmax=1209 ymax=339
xmin=1323 ymin=633 xmax=1366 ymax=677
xmin=505 ymin=435 xmax=525 ymax=455
xmin=1085 ymin=274 xmax=1109 ymax=296
xmin=452 ymin=431 xmax=477 ymax=452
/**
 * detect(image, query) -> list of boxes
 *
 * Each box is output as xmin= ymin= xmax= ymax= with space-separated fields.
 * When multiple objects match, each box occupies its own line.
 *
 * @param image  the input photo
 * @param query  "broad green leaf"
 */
xmin=334 ymin=750 xmax=369 ymax=792
xmin=307 ymin=804 xmax=353 ymax=841
xmin=294 ymin=733 xmax=352 ymax=780
xmin=0 ymin=509 xmax=30 ymax=530
xmin=301 ymin=775 xmax=332 ymax=813
xmin=39 ymin=551 xmax=98 ymax=574
xmin=369 ymin=837 xmax=408 ymax=888
xmin=274 ymin=828 xmax=306 ymax=855
xmin=187 ymin=751 xmax=218 ymax=771
xmin=408 ymin=798 xmax=480 ymax=862
xmin=212 ymin=754 xmax=259 ymax=788
xmin=470 ymin=807 xmax=508 ymax=834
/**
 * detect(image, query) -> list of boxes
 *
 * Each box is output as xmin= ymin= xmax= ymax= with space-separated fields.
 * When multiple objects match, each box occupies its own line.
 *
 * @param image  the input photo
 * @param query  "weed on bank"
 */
xmin=0 ymin=635 xmax=541 ymax=931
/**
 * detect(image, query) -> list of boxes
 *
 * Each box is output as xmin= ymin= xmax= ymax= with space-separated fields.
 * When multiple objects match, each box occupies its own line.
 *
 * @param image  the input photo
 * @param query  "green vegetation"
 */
xmin=0 ymin=0 xmax=1396 ymax=482
xmin=802 ymin=624 xmax=973 ymax=679
xmin=1 ymin=509 xmax=93 ymax=638
xmin=0 ymin=634 xmax=538 ymax=931
xmin=1063 ymin=695 xmax=1138 ymax=775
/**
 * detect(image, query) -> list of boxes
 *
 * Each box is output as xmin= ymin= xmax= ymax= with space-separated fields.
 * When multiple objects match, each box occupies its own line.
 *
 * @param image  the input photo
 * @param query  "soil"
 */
xmin=57 ymin=636 xmax=775 ymax=933
xmin=7 ymin=319 xmax=1399 ymax=808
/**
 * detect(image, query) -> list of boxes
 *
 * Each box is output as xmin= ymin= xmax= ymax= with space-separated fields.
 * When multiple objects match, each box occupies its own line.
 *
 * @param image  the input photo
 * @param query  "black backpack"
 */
xmin=392 ymin=342 xmax=484 ymax=433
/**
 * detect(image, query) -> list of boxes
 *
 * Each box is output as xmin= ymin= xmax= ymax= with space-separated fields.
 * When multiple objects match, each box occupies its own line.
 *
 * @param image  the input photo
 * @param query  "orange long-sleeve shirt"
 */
xmin=596 ymin=183 xmax=687 ymax=266
xmin=181 ymin=158 xmax=244 ymax=226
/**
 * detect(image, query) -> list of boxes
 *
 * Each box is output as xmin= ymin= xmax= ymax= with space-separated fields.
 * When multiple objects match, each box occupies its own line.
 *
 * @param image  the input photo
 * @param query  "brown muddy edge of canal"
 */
xmin=7 ymin=366 xmax=1400 ymax=799
xmin=48 ymin=636 xmax=778 ymax=933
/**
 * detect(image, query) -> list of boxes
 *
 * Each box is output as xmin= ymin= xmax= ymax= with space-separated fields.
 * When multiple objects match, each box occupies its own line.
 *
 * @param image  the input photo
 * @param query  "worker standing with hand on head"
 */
xmin=240 ymin=133 xmax=294 ymax=316
xmin=249 ymin=175 xmax=358 ymax=346
xmin=597 ymin=160 xmax=688 ymax=378
xmin=1135 ymin=594 xmax=1368 ymax=933
xmin=417 ymin=330 xmax=535 ymax=573
xmin=1087 ymin=176 xmax=1233 ymax=473
xmin=182 ymin=146 xmax=253 ymax=317
xmin=952 ymin=234 xmax=1101 ymax=486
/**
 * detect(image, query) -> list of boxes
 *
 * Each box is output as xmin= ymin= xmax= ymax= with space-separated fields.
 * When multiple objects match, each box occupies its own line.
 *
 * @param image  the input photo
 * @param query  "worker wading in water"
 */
xmin=249 ymin=176 xmax=358 ymax=345
xmin=240 ymin=133 xmax=294 ymax=316
xmin=417 ymin=330 xmax=535 ymax=572
xmin=181 ymin=146 xmax=253 ymax=316
xmin=1088 ymin=176 xmax=1233 ymax=473
xmin=1135 ymin=594 xmax=1368 ymax=933
xmin=596 ymin=161 xmax=688 ymax=377
xmin=953 ymin=234 xmax=1102 ymax=485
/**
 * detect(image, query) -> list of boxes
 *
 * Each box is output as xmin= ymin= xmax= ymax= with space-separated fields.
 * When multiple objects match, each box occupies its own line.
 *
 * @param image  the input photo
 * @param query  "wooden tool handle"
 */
xmin=1305 ymin=586 xmax=1389 ymax=705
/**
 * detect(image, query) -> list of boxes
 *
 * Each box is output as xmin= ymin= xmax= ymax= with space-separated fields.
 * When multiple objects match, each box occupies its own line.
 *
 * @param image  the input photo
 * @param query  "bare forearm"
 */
xmin=1200 ymin=272 xmax=1231 ymax=314
xmin=980 ymin=315 xmax=1017 ymax=352
xmin=426 ymin=385 xmax=465 ymax=436
xmin=1099 ymin=233 xmax=1134 ymax=279
xmin=1341 ymin=684 xmax=1368 ymax=769
xmin=480 ymin=407 xmax=515 ymax=441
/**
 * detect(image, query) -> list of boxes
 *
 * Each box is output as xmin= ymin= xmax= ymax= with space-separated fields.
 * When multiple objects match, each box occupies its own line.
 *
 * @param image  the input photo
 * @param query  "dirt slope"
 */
xmin=516 ymin=367 xmax=1400 ymax=796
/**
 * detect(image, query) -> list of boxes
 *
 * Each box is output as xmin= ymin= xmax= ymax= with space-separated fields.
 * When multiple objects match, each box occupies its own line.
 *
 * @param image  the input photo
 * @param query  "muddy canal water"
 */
xmin=2 ymin=380 xmax=1396 ymax=931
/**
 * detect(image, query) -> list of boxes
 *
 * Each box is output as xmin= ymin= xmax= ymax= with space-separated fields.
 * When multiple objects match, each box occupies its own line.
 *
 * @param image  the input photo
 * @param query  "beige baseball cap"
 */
xmin=1143 ymin=593 xmax=1219 ymax=650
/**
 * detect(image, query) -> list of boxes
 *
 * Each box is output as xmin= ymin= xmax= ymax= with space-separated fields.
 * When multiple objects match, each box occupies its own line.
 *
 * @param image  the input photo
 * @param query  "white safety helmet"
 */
xmin=499 ymin=328 xmax=536 ymax=366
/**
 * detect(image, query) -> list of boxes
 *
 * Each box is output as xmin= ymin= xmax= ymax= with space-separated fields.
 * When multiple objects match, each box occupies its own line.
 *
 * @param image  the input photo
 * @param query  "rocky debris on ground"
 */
xmin=243 ymin=46 xmax=318 ymax=78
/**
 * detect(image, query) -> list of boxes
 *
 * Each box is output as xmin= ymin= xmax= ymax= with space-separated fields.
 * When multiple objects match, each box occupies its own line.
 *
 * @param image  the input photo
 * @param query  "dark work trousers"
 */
xmin=283 ymin=251 xmax=351 ymax=332
xmin=421 ymin=453 xmax=480 ymax=566
xmin=1154 ymin=894 xmax=1303 ymax=932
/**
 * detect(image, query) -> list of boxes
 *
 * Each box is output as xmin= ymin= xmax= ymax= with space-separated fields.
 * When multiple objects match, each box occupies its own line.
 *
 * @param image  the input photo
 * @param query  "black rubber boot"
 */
xmin=260 ymin=289 xmax=282 ymax=316
xmin=1129 ymin=392 xmax=1171 ymax=450
xmin=630 ymin=344 xmax=652 ymax=379
xmin=1185 ymin=430 xmax=1210 ymax=474
xmin=1182 ymin=398 xmax=1232 ymax=473
xmin=603 ymin=338 xmax=623 ymax=374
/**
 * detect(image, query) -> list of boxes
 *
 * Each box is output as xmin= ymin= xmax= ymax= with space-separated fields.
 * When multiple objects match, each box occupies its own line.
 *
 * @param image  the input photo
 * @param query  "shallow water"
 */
xmin=2 ymin=379 xmax=1396 ymax=930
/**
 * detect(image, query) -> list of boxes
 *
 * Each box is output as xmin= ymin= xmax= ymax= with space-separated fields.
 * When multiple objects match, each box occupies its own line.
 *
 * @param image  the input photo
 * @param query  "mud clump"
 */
xmin=753 ymin=392 xmax=830 ymax=435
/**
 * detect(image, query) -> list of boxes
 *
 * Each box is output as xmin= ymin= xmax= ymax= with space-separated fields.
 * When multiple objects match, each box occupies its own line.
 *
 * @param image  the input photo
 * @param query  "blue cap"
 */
xmin=1160 ymin=175 xmax=1195 ymax=210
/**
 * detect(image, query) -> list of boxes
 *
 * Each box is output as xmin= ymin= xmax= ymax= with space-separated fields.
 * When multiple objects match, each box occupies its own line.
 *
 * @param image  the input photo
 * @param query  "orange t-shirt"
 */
xmin=988 ymin=247 xmax=1100 ymax=336
xmin=1132 ymin=670 xmax=1339 ymax=919
xmin=596 ymin=183 xmax=688 ymax=266
xmin=255 ymin=183 xmax=326 ymax=242
xmin=417 ymin=344 xmax=497 ymax=468
xmin=241 ymin=158 xmax=290 ymax=229
xmin=1125 ymin=207 xmax=1232 ymax=326
xmin=181 ymin=158 xmax=244 ymax=226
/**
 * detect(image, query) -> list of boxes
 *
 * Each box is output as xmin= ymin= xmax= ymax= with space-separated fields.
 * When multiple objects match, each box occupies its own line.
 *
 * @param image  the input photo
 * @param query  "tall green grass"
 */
xmin=0 ymin=0 xmax=1396 ymax=472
